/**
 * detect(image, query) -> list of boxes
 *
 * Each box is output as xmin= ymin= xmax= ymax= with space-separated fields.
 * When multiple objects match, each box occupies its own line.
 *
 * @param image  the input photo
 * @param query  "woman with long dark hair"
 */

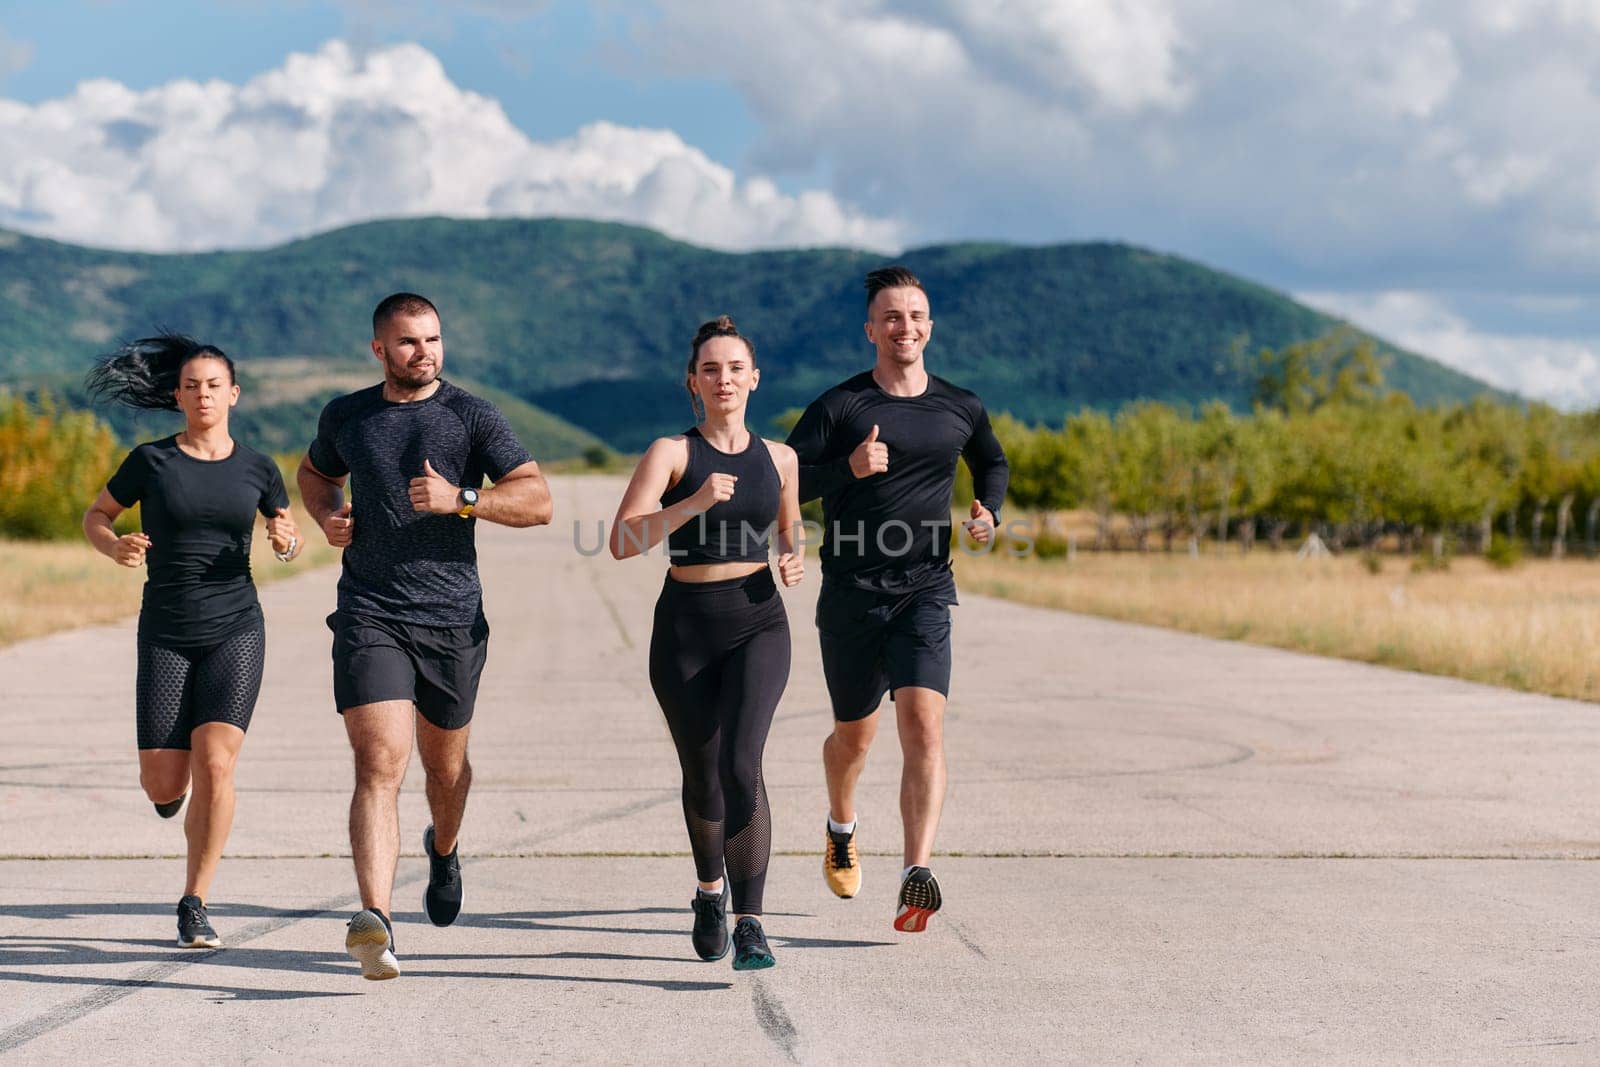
xmin=609 ymin=315 xmax=804 ymax=970
xmin=83 ymin=333 xmax=302 ymax=948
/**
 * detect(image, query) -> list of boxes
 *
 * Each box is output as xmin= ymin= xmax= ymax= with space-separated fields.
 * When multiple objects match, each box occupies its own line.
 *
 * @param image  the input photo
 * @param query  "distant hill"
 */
xmin=0 ymin=218 xmax=1508 ymax=452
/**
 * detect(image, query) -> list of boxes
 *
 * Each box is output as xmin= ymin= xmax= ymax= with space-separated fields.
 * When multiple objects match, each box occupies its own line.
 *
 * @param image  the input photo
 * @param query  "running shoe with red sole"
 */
xmin=893 ymin=866 xmax=942 ymax=933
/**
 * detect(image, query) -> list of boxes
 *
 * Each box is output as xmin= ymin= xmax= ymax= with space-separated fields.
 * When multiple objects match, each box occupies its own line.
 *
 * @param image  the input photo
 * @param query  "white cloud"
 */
xmin=1300 ymin=290 xmax=1600 ymax=408
xmin=939 ymin=0 xmax=1190 ymax=113
xmin=0 ymin=39 xmax=904 ymax=253
xmin=638 ymin=0 xmax=1600 ymax=289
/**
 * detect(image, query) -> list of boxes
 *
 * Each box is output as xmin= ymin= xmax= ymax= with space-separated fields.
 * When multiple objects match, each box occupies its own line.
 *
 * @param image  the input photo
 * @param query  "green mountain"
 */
xmin=20 ymin=360 xmax=606 ymax=460
xmin=0 ymin=218 xmax=1505 ymax=452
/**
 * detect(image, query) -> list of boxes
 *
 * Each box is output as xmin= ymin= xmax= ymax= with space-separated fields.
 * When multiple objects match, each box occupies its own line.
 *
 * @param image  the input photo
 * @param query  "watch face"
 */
xmin=462 ymin=488 xmax=479 ymax=505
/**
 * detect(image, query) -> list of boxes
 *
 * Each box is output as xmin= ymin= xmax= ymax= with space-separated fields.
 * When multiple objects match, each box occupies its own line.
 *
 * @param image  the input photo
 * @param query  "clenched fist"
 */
xmin=963 ymin=500 xmax=996 ymax=545
xmin=776 ymin=551 xmax=804 ymax=587
xmin=691 ymin=472 xmax=738 ymax=510
xmin=113 ymin=531 xmax=151 ymax=567
xmin=266 ymin=507 xmax=302 ymax=558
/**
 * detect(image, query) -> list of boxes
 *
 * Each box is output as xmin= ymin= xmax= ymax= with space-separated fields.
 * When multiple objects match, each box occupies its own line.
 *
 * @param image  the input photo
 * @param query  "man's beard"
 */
xmin=386 ymin=352 xmax=438 ymax=389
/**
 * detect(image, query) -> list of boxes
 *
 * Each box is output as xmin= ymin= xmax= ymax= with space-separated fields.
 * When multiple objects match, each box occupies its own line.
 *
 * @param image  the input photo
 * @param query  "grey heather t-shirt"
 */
xmin=307 ymin=379 xmax=533 ymax=628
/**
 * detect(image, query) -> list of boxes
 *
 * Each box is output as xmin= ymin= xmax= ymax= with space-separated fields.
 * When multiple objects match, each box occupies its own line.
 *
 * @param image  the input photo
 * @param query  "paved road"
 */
xmin=2 ymin=474 xmax=1598 ymax=1062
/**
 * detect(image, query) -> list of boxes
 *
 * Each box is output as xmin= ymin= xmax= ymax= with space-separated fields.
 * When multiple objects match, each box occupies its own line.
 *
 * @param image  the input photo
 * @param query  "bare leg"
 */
xmin=415 ymin=713 xmax=472 ymax=854
xmin=345 ymin=701 xmax=415 ymax=915
xmin=183 ymin=723 xmax=246 ymax=900
xmin=893 ymin=687 xmax=947 ymax=868
xmin=823 ymin=710 xmax=879 ymax=825
xmin=138 ymin=750 xmax=190 ymax=806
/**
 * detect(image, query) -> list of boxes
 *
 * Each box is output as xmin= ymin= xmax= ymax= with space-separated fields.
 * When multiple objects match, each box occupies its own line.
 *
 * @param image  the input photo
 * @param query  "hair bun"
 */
xmin=693 ymin=315 xmax=738 ymax=346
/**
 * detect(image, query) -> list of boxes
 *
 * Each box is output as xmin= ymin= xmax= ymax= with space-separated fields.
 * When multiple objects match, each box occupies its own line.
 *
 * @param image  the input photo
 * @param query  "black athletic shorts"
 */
xmin=135 ymin=621 xmax=266 ymax=750
xmin=815 ymin=574 xmax=956 ymax=722
xmin=327 ymin=612 xmax=489 ymax=730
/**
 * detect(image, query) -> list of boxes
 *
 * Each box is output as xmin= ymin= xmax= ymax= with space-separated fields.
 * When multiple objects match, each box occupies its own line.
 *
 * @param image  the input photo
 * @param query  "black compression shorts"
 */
xmin=135 ymin=622 xmax=266 ymax=750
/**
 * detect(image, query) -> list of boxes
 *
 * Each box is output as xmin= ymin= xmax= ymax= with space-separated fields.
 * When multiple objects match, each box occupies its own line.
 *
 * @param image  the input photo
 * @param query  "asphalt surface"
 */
xmin=2 ymin=474 xmax=1598 ymax=1063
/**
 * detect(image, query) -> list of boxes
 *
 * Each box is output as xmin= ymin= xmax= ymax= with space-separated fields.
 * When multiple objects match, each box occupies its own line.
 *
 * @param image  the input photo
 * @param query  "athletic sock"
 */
xmin=696 ymin=885 xmax=724 ymax=900
xmin=828 ymin=816 xmax=856 ymax=836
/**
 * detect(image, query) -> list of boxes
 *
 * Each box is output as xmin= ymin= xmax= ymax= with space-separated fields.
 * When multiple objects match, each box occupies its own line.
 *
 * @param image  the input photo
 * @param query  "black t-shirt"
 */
xmin=786 ymin=371 xmax=1009 ymax=593
xmin=307 ymin=379 xmax=533 ymax=628
xmin=107 ymin=436 xmax=289 ymax=647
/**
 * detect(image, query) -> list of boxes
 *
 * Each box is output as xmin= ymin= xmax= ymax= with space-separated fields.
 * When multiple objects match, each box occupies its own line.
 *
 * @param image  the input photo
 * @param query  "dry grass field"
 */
xmin=0 ymin=533 xmax=339 ymax=646
xmin=956 ymin=543 xmax=1600 ymax=703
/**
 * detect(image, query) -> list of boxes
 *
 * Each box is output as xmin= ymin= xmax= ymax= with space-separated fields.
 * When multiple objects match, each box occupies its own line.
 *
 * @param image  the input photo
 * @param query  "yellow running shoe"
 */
xmin=824 ymin=824 xmax=861 ymax=898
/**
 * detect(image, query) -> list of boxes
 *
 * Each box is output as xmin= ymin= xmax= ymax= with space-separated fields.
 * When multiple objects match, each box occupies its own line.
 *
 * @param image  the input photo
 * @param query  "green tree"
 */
xmin=0 ymin=391 xmax=121 ymax=540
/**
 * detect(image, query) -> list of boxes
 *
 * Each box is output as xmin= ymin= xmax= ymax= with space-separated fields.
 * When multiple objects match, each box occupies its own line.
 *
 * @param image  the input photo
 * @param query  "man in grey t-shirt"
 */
xmin=298 ymin=292 xmax=553 ymax=980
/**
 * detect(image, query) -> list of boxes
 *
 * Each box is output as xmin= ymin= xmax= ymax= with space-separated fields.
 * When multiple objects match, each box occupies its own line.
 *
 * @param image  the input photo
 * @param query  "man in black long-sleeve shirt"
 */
xmin=786 ymin=265 xmax=1008 ymax=933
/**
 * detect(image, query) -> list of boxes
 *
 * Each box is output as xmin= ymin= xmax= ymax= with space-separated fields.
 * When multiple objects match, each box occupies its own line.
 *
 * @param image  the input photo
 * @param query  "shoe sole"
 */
xmin=893 ymin=905 xmax=938 ymax=933
xmin=732 ymin=952 xmax=775 ymax=971
xmin=176 ymin=934 xmax=220 ymax=949
xmin=346 ymin=913 xmax=400 ymax=980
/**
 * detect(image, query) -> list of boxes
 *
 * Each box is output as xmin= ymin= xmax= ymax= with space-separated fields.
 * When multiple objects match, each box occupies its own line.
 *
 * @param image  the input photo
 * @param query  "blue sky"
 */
xmin=2 ymin=0 xmax=1599 ymax=405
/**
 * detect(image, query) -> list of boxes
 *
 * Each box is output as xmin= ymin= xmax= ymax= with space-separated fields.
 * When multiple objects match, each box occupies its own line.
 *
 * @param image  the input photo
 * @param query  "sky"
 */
xmin=1 ymin=0 xmax=1598 ymax=406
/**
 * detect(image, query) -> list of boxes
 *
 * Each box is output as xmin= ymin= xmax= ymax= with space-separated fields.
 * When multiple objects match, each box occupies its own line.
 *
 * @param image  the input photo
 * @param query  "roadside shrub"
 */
xmin=1484 ymin=533 xmax=1523 ymax=570
xmin=1032 ymin=532 xmax=1071 ymax=560
xmin=0 ymin=392 xmax=121 ymax=540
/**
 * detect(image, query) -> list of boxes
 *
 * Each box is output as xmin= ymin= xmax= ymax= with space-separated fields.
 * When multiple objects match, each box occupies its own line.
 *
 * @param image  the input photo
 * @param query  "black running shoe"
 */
xmin=422 ymin=824 xmax=463 ymax=927
xmin=690 ymin=883 xmax=730 ymax=961
xmin=893 ymin=866 xmax=942 ymax=933
xmin=731 ymin=916 xmax=775 ymax=971
xmin=176 ymin=894 xmax=219 ymax=948
xmin=345 ymin=908 xmax=399 ymax=980
xmin=153 ymin=792 xmax=187 ymax=819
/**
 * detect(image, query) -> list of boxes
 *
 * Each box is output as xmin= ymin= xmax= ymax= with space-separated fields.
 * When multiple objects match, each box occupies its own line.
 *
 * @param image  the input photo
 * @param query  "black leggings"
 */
xmin=135 ymin=622 xmax=266 ymax=750
xmin=648 ymin=569 xmax=790 ymax=915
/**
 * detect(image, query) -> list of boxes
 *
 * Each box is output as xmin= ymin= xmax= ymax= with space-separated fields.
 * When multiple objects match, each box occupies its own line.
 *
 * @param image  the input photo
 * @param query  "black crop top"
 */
xmin=659 ymin=428 xmax=781 ymax=565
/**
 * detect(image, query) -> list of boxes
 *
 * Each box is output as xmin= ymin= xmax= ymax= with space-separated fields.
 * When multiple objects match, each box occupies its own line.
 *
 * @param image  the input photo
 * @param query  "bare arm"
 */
xmin=407 ymin=459 xmax=553 ymax=528
xmin=82 ymin=488 xmax=149 ymax=567
xmin=297 ymin=455 xmax=353 ymax=547
xmin=769 ymin=441 xmax=805 ymax=587
xmin=471 ymin=460 xmax=552 ymax=528
xmin=609 ymin=437 xmax=726 ymax=560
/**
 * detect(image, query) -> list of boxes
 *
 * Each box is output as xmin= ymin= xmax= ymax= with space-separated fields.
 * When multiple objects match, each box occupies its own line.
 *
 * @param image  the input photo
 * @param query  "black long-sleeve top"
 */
xmin=785 ymin=371 xmax=1009 ymax=593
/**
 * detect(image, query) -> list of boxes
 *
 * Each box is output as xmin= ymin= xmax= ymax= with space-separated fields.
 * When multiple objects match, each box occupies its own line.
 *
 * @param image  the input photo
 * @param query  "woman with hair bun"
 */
xmin=82 ymin=333 xmax=302 ymax=949
xmin=609 ymin=315 xmax=804 ymax=970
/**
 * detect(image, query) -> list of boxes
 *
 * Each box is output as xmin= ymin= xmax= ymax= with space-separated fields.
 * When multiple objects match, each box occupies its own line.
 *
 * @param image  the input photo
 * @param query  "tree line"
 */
xmin=993 ymin=333 xmax=1600 ymax=559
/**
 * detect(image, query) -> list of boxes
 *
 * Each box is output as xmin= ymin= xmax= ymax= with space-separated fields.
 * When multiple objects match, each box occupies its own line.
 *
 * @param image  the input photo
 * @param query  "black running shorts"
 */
xmin=815 ymin=577 xmax=955 ymax=722
xmin=135 ymin=621 xmax=266 ymax=750
xmin=328 ymin=612 xmax=489 ymax=730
